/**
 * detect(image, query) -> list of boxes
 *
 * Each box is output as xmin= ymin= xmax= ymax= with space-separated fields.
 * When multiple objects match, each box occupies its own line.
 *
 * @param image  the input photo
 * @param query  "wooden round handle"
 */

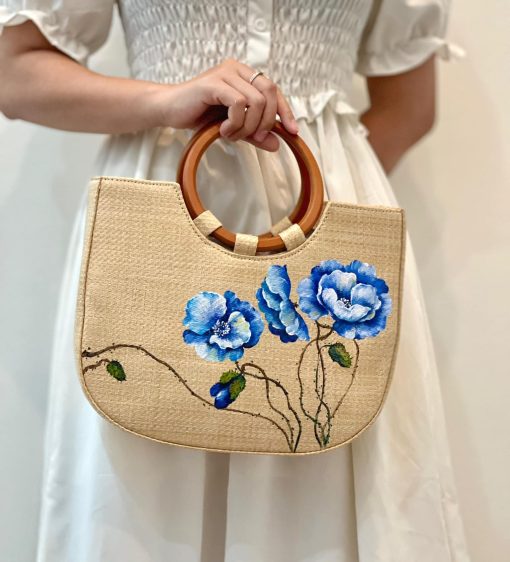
xmin=176 ymin=126 xmax=311 ymax=235
xmin=177 ymin=118 xmax=324 ymax=253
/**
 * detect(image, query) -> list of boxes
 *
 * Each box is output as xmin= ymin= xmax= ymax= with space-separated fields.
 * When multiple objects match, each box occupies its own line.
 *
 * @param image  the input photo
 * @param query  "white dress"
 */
xmin=0 ymin=1 xmax=470 ymax=561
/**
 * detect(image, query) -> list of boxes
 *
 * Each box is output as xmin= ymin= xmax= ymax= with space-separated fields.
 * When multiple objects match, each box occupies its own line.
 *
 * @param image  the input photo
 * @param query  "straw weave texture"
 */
xmin=233 ymin=233 xmax=259 ymax=255
xmin=75 ymin=177 xmax=406 ymax=455
xmin=270 ymin=215 xmax=293 ymax=235
xmin=193 ymin=209 xmax=222 ymax=236
xmin=279 ymin=223 xmax=306 ymax=250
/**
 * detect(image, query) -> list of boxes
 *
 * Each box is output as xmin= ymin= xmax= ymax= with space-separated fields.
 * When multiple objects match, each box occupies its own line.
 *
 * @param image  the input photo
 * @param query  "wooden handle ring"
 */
xmin=177 ymin=119 xmax=324 ymax=253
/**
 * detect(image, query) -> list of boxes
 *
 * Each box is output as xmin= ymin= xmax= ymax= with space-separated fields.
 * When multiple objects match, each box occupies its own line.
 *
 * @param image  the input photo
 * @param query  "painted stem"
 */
xmin=296 ymin=338 xmax=323 ymax=430
xmin=82 ymin=344 xmax=293 ymax=452
xmin=313 ymin=322 xmax=333 ymax=445
xmin=237 ymin=360 xmax=303 ymax=453
xmin=83 ymin=358 xmax=110 ymax=374
xmin=312 ymin=360 xmax=326 ymax=445
xmin=295 ymin=322 xmax=334 ymax=447
xmin=331 ymin=339 xmax=361 ymax=420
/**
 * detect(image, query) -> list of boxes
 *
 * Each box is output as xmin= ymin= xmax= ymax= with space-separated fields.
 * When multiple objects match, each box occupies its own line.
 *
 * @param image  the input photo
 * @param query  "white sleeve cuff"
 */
xmin=0 ymin=6 xmax=114 ymax=65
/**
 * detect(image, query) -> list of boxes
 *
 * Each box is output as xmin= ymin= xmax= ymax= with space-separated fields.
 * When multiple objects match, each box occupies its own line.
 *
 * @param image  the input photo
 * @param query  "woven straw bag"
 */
xmin=74 ymin=119 xmax=406 ymax=455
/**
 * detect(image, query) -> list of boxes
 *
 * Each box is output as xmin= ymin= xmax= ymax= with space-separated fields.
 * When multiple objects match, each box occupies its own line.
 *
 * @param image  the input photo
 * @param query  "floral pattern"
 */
xmin=256 ymin=264 xmax=310 ymax=343
xmin=209 ymin=370 xmax=247 ymax=409
xmin=182 ymin=290 xmax=264 ymax=362
xmin=297 ymin=259 xmax=392 ymax=339
xmin=84 ymin=259 xmax=393 ymax=453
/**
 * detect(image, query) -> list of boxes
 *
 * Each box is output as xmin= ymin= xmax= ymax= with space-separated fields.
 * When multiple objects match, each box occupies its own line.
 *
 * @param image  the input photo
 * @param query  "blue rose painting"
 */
xmin=183 ymin=290 xmax=264 ymax=362
xmin=256 ymin=264 xmax=310 ymax=343
xmin=297 ymin=260 xmax=392 ymax=339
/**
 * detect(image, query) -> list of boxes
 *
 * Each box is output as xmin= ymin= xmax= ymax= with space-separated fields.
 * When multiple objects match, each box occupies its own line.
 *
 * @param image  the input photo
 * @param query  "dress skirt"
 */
xmin=36 ymin=101 xmax=470 ymax=562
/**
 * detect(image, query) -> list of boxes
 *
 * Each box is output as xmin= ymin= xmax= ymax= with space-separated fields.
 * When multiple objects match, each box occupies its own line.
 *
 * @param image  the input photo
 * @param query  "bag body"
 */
xmin=74 ymin=170 xmax=406 ymax=455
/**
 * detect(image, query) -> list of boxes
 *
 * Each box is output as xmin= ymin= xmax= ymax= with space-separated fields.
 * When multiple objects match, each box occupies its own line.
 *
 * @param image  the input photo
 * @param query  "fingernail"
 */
xmin=254 ymin=130 xmax=268 ymax=142
xmin=292 ymin=119 xmax=299 ymax=133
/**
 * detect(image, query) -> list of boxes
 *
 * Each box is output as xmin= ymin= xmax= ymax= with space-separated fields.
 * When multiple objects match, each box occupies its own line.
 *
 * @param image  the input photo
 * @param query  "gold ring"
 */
xmin=249 ymin=70 xmax=264 ymax=85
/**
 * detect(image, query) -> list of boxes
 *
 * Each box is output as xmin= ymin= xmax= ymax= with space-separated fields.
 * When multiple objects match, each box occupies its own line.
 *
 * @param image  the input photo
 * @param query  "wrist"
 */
xmin=132 ymin=81 xmax=178 ymax=132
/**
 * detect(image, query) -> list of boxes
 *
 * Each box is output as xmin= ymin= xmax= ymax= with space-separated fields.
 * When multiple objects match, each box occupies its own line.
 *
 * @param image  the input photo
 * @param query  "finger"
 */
xmin=209 ymin=81 xmax=248 ymax=137
xmin=192 ymin=104 xmax=228 ymax=130
xmin=276 ymin=87 xmax=299 ymax=134
xmin=221 ymin=73 xmax=266 ymax=141
xmin=199 ymin=76 xmax=279 ymax=152
xmin=244 ymin=131 xmax=280 ymax=152
xmin=235 ymin=60 xmax=298 ymax=135
xmin=233 ymin=64 xmax=279 ymax=142
xmin=250 ymin=77 xmax=278 ymax=143
xmin=194 ymin=104 xmax=278 ymax=152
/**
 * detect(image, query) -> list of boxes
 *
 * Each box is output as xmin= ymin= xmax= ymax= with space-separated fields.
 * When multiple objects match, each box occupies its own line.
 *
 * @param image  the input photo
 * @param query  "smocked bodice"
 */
xmin=117 ymin=0 xmax=373 ymax=97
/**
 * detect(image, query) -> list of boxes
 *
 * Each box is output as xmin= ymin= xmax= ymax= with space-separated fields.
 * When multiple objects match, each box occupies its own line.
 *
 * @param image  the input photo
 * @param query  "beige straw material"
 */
xmin=270 ymin=215 xmax=293 ymax=235
xmin=279 ymin=223 xmax=306 ymax=250
xmin=233 ymin=233 xmax=259 ymax=255
xmin=75 ymin=177 xmax=406 ymax=456
xmin=193 ymin=209 xmax=222 ymax=236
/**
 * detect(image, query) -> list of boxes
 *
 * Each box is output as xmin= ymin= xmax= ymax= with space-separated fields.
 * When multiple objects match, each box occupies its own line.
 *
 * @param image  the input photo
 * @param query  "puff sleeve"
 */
xmin=356 ymin=0 xmax=464 ymax=76
xmin=0 ymin=0 xmax=115 ymax=66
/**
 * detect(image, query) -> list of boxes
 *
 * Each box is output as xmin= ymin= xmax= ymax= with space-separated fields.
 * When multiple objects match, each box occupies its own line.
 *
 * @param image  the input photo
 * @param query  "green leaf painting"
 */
xmin=327 ymin=343 xmax=352 ymax=368
xmin=229 ymin=375 xmax=246 ymax=400
xmin=106 ymin=360 xmax=126 ymax=382
xmin=220 ymin=370 xmax=240 ymax=384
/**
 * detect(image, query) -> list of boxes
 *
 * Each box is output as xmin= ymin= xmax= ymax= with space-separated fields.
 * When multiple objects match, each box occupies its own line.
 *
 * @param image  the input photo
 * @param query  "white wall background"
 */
xmin=0 ymin=3 xmax=508 ymax=561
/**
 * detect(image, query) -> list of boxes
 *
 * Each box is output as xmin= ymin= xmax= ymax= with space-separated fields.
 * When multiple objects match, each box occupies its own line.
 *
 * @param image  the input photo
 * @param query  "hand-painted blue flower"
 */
xmin=297 ymin=259 xmax=392 ymax=339
xmin=209 ymin=372 xmax=246 ymax=409
xmin=256 ymin=265 xmax=310 ymax=343
xmin=209 ymin=381 xmax=234 ymax=408
xmin=183 ymin=290 xmax=264 ymax=361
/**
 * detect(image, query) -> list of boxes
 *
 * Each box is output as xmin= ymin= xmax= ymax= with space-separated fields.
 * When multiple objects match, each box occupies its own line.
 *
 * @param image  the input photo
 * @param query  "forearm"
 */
xmin=360 ymin=55 xmax=437 ymax=175
xmin=0 ymin=45 xmax=168 ymax=134
xmin=360 ymin=106 xmax=425 ymax=174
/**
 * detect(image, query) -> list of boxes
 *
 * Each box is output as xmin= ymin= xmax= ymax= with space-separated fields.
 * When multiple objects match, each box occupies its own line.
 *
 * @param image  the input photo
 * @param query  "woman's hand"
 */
xmin=0 ymin=23 xmax=298 ymax=151
xmin=157 ymin=58 xmax=299 ymax=152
